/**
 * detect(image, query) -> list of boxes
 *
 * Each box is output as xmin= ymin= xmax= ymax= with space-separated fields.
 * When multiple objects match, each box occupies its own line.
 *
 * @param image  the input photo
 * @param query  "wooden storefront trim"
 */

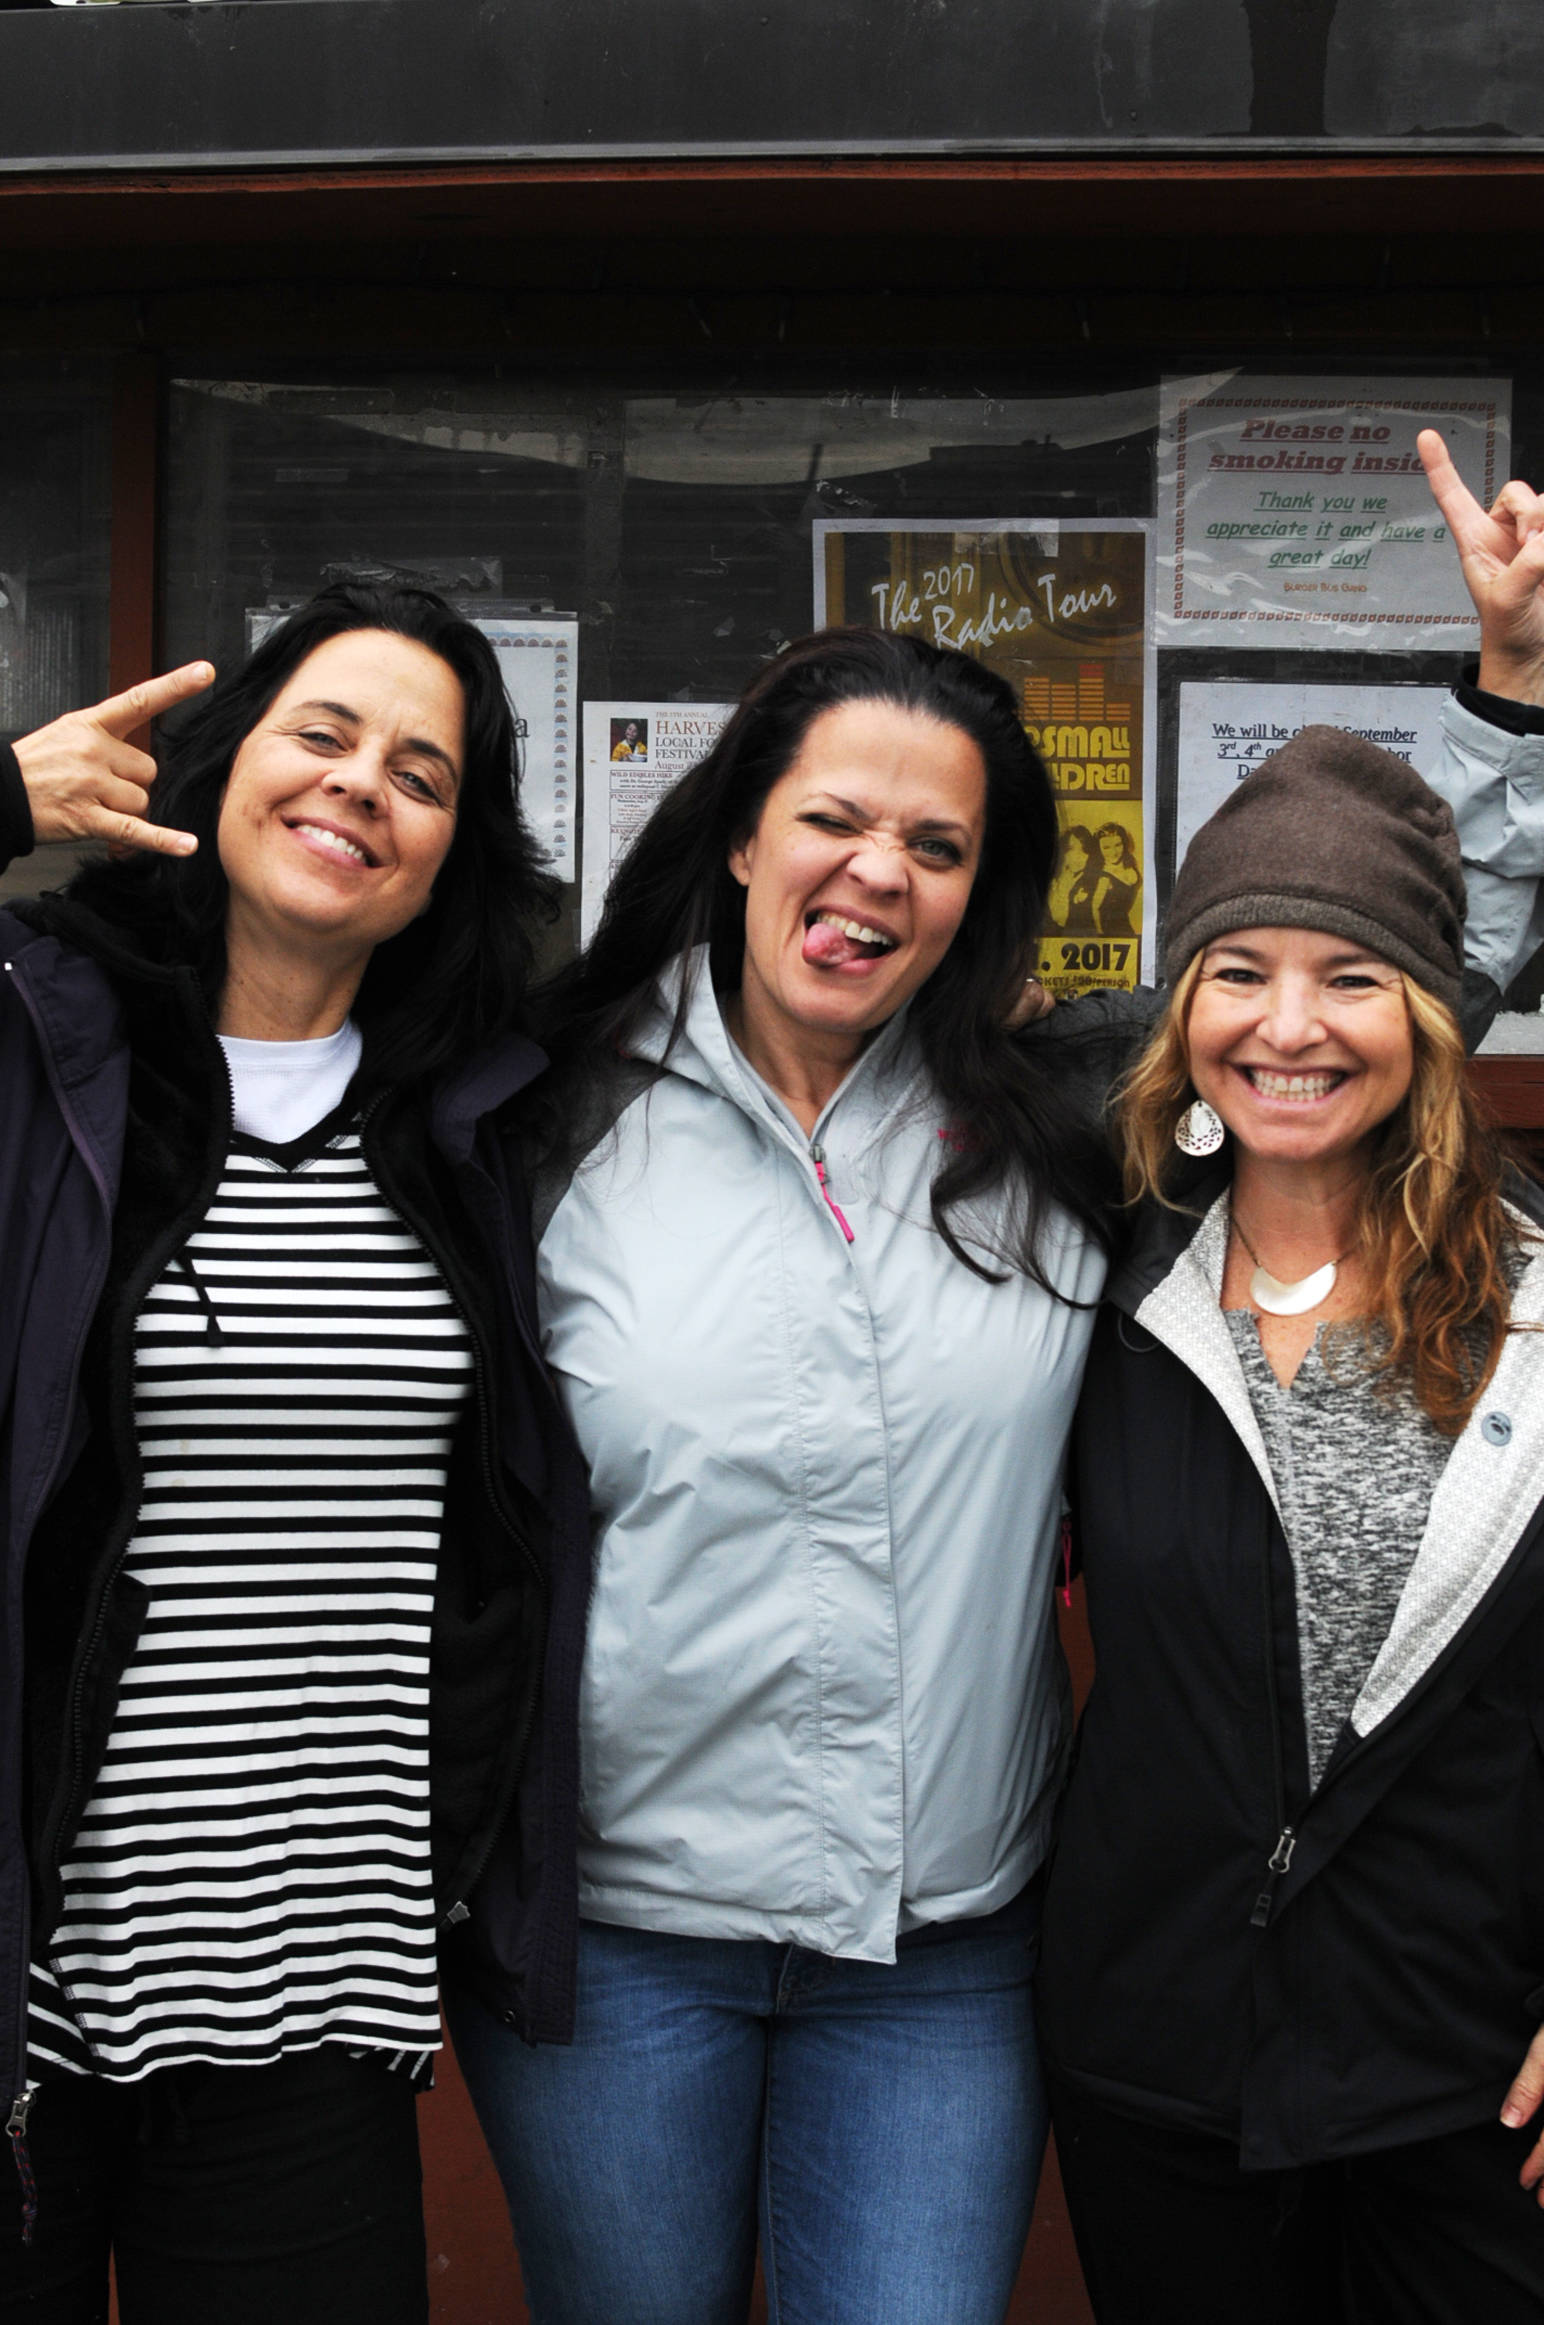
xmin=7 ymin=153 xmax=1544 ymax=254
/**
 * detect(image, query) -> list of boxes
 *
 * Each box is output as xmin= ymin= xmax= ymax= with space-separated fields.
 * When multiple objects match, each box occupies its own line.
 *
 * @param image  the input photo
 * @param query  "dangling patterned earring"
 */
xmin=1174 ymin=1097 xmax=1225 ymax=1157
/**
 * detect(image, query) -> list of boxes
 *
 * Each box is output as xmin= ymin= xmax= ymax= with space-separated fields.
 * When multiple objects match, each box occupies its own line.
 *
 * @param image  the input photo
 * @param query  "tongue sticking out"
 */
xmin=803 ymin=919 xmax=865 ymax=967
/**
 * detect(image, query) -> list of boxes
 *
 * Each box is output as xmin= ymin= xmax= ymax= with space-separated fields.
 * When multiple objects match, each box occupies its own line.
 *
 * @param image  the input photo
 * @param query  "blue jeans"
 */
xmin=447 ymin=1902 xmax=1045 ymax=2325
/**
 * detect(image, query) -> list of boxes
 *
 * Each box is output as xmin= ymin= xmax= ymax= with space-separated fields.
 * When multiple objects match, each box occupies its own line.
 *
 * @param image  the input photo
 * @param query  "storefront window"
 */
xmin=0 ymin=359 xmax=112 ymax=736
xmin=162 ymin=375 xmax=1157 ymax=951
xmin=162 ymin=367 xmax=1539 ymax=1008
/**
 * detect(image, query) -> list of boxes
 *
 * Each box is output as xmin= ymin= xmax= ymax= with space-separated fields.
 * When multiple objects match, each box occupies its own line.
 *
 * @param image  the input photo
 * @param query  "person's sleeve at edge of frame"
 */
xmin=0 ymin=741 xmax=35 ymax=868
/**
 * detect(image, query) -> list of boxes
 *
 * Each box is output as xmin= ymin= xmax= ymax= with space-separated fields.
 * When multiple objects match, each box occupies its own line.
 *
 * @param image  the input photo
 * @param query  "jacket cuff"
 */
xmin=0 ymin=741 xmax=35 ymax=865
xmin=1455 ymin=667 xmax=1544 ymax=739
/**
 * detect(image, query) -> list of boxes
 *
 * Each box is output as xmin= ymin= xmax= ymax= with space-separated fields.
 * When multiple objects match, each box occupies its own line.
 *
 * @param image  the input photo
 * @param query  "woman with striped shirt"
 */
xmin=0 ymin=590 xmax=590 ymax=2323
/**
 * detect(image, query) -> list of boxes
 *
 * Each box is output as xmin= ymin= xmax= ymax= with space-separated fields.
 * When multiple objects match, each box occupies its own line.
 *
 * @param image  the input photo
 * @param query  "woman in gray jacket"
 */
xmin=447 ymin=629 xmax=1124 ymax=2325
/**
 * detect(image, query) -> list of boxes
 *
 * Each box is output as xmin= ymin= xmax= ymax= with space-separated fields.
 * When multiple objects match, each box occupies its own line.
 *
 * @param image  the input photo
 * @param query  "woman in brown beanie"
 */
xmin=1037 ymin=438 xmax=1544 ymax=2322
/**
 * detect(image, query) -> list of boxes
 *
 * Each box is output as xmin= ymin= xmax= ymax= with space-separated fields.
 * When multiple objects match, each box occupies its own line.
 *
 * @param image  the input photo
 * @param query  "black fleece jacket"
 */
xmin=1040 ymin=1162 xmax=1544 ymax=2171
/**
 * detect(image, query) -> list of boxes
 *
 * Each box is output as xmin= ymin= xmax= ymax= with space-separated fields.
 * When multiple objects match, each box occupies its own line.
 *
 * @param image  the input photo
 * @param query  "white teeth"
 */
xmin=1246 ymin=1069 xmax=1341 ymax=1100
xmin=817 ymin=911 xmax=896 ymax=949
xmin=296 ymin=823 xmax=368 ymax=865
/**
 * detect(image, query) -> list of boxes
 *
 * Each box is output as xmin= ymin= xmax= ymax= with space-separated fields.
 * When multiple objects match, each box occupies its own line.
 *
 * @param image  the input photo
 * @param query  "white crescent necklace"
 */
xmin=1230 ymin=1211 xmax=1350 ymax=1319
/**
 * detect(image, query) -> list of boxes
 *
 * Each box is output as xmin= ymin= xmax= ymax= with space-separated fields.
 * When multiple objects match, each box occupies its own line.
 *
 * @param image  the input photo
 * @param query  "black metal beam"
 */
xmin=0 ymin=0 xmax=1538 ymax=174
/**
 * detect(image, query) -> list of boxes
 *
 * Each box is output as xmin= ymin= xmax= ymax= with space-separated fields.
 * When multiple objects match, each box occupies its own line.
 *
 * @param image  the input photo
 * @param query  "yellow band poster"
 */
xmin=813 ymin=519 xmax=1155 ymax=993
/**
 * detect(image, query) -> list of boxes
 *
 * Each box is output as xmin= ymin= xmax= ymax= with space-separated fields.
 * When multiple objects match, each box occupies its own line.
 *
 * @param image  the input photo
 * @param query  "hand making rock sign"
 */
xmin=12 ymin=660 xmax=213 ymax=854
xmin=1418 ymin=424 xmax=1544 ymax=702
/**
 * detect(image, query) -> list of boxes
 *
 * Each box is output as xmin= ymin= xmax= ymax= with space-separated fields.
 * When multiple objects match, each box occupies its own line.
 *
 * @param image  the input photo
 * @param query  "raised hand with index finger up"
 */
xmin=1419 ymin=427 xmax=1544 ymax=704
xmin=11 ymin=661 xmax=216 ymax=858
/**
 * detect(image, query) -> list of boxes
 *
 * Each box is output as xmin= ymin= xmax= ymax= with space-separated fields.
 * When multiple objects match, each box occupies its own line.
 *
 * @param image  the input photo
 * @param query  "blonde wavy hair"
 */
xmin=1120 ymin=956 xmax=1526 ymax=1435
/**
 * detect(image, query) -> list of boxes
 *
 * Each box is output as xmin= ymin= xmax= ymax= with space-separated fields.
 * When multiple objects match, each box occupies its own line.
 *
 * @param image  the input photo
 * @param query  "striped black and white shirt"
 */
xmin=28 ymin=1094 xmax=472 ymax=2084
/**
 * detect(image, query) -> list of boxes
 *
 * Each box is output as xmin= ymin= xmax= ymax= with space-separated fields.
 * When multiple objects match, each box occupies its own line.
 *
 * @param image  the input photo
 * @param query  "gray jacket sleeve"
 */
xmin=1426 ymin=693 xmax=1544 ymax=997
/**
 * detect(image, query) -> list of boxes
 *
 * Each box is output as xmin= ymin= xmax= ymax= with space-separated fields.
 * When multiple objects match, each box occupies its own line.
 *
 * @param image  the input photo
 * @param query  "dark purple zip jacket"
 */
xmin=0 ymin=880 xmax=593 ymax=2129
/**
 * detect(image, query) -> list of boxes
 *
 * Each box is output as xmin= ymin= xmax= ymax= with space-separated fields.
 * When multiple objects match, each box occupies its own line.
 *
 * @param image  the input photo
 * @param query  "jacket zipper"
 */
xmin=1117 ymin=1278 xmax=1303 ymax=1933
xmin=1250 ymin=1826 xmax=1297 ymax=1929
xmin=809 ymin=1141 xmax=854 ymax=1243
xmin=5 ymin=961 xmax=118 ymax=2140
xmin=5 ymin=961 xmax=115 ymax=1546
xmin=6 ymin=2084 xmax=37 ymax=2244
xmin=39 ymin=1008 xmax=234 ymax=1990
xmin=8 ymin=954 xmax=220 ymax=2219
xmin=360 ymin=1106 xmax=546 ymax=1926
xmin=1250 ymin=1497 xmax=1297 ymax=1929
xmin=1235 ymin=1422 xmax=1499 ymax=1927
xmin=443 ymin=1315 xmax=541 ymax=1926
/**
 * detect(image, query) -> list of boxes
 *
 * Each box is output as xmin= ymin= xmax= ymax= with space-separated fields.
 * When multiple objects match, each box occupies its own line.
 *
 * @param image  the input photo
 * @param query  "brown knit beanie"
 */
xmin=1163 ymin=725 xmax=1466 ymax=1011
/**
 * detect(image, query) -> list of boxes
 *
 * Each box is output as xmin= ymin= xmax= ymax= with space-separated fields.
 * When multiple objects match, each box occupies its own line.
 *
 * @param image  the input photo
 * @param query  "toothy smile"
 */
xmin=288 ymin=821 xmax=377 ymax=868
xmin=801 ymin=910 xmax=900 ymax=970
xmin=808 ymin=911 xmax=897 ymax=951
xmin=1240 ymin=1068 xmax=1346 ymax=1102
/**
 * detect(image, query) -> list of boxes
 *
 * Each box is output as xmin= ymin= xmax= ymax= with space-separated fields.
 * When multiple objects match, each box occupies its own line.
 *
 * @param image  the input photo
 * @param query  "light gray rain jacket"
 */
xmin=535 ymin=948 xmax=1107 ymax=1962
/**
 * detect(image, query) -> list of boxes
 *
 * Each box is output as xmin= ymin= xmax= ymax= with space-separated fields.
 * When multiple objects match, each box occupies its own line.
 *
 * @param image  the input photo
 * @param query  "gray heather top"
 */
xmin=1224 ymin=1311 xmax=1453 ymax=1792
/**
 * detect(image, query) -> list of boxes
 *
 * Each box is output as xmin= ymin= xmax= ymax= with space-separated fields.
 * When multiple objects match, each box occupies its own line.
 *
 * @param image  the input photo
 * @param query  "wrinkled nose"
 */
xmin=847 ymin=830 xmax=908 ymax=891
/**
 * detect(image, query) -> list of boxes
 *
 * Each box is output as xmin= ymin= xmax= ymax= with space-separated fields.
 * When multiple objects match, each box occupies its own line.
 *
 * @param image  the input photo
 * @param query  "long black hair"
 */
xmin=537 ymin=626 xmax=1116 ymax=1283
xmin=62 ymin=582 xmax=557 ymax=1088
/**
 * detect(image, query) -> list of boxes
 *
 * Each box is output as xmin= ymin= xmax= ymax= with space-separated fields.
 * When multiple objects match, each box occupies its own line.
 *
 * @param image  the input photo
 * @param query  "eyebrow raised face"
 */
xmin=291 ymin=698 xmax=461 ymax=787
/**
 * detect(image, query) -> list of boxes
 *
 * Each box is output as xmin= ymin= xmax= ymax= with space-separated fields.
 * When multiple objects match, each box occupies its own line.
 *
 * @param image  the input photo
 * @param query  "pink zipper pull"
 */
xmin=810 ymin=1143 xmax=855 ymax=1243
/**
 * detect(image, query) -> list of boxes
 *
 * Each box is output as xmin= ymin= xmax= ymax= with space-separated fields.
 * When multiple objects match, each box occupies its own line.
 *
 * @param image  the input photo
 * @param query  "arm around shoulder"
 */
xmin=1018 ymin=981 xmax=1167 ymax=1128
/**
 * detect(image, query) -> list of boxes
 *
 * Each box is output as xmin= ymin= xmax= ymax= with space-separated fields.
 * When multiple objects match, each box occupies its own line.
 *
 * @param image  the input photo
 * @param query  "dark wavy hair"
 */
xmin=61 ymin=582 xmax=557 ymax=1088
xmin=1092 ymin=821 xmax=1139 ymax=873
xmin=537 ymin=626 xmax=1116 ymax=1284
